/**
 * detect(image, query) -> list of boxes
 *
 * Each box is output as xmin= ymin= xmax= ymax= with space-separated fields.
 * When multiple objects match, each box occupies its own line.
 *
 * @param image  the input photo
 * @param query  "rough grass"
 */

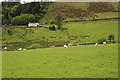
xmin=2 ymin=44 xmax=118 ymax=78
xmin=64 ymin=20 xmax=118 ymax=43
xmin=2 ymin=20 xmax=118 ymax=45
xmin=41 ymin=2 xmax=118 ymax=23
xmin=95 ymin=12 xmax=118 ymax=19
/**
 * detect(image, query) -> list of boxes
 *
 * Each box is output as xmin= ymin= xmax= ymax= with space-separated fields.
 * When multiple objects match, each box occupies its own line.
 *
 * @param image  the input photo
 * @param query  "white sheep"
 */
xmin=18 ymin=48 xmax=22 ymax=50
xmin=95 ymin=43 xmax=98 ymax=46
xmin=4 ymin=47 xmax=7 ymax=50
xmin=23 ymin=49 xmax=26 ymax=50
xmin=68 ymin=43 xmax=72 ymax=46
xmin=103 ymin=42 xmax=106 ymax=45
xmin=64 ymin=45 xmax=67 ymax=48
xmin=50 ymin=46 xmax=55 ymax=48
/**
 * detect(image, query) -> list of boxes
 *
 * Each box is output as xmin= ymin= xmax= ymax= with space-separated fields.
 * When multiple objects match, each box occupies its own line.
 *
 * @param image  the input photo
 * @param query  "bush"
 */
xmin=7 ymin=29 xmax=12 ymax=35
xmin=55 ymin=14 xmax=63 ymax=30
xmin=51 ymin=25 xmax=56 ymax=31
xmin=108 ymin=34 xmax=115 ymax=43
xmin=49 ymin=25 xmax=56 ymax=31
xmin=98 ymin=38 xmax=107 ymax=44
xmin=49 ymin=26 xmax=52 ymax=30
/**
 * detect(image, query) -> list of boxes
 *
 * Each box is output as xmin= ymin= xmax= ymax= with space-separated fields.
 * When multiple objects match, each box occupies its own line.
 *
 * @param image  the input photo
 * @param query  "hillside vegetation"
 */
xmin=41 ymin=2 xmax=119 ymax=23
xmin=2 ymin=2 xmax=119 ymax=49
xmin=2 ymin=2 xmax=119 ymax=25
xmin=2 ymin=2 xmax=119 ymax=78
xmin=2 ymin=20 xmax=118 ymax=50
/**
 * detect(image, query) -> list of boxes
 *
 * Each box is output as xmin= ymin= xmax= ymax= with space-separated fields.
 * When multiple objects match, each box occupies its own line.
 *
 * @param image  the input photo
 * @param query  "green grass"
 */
xmin=2 ymin=44 xmax=118 ymax=78
xmin=95 ymin=12 xmax=118 ymax=19
xmin=2 ymin=20 xmax=118 ymax=44
xmin=64 ymin=20 xmax=118 ymax=43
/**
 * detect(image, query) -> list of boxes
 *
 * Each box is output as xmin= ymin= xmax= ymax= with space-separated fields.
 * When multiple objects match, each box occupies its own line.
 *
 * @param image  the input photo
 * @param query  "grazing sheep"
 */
xmin=64 ymin=45 xmax=67 ymax=48
xmin=68 ymin=43 xmax=72 ymax=46
xmin=4 ymin=47 xmax=7 ymax=50
xmin=23 ymin=49 xmax=26 ymax=50
xmin=95 ymin=43 xmax=98 ymax=46
xmin=103 ymin=42 xmax=106 ymax=45
xmin=50 ymin=46 xmax=55 ymax=48
xmin=18 ymin=48 xmax=22 ymax=50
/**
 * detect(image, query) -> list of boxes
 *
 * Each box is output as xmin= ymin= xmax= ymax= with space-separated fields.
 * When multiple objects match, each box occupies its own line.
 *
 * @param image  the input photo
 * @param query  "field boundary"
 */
xmin=64 ymin=18 xmax=120 ymax=23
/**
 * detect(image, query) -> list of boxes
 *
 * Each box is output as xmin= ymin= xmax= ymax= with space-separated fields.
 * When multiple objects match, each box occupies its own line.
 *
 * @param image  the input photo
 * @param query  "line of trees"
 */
xmin=2 ymin=2 xmax=51 ymax=25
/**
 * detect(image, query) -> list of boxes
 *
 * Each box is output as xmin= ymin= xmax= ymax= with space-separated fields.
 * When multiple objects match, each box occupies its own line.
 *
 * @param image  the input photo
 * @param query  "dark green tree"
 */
xmin=7 ymin=29 xmax=11 ymax=35
xmin=11 ymin=5 xmax=21 ymax=17
xmin=51 ymin=25 xmax=56 ymax=31
xmin=55 ymin=14 xmax=63 ymax=30
xmin=108 ymin=34 xmax=115 ymax=43
xmin=11 ymin=14 xmax=35 ymax=25
xmin=49 ymin=26 xmax=52 ymax=30
xmin=3 ymin=11 xmax=9 ymax=25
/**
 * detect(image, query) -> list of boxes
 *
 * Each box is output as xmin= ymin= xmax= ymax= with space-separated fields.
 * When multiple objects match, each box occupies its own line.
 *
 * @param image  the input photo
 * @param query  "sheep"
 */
xmin=50 ymin=46 xmax=55 ymax=48
xmin=23 ymin=49 xmax=26 ymax=50
xmin=68 ymin=43 xmax=72 ymax=46
xmin=64 ymin=45 xmax=67 ymax=48
xmin=103 ymin=42 xmax=106 ymax=45
xmin=4 ymin=47 xmax=7 ymax=50
xmin=18 ymin=48 xmax=22 ymax=50
xmin=95 ymin=43 xmax=98 ymax=46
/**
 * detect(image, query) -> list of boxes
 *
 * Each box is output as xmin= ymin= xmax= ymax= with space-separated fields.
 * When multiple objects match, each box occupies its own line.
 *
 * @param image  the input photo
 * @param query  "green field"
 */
xmin=2 ymin=44 xmax=118 ymax=78
xmin=2 ymin=20 xmax=119 ymax=78
xmin=2 ymin=20 xmax=118 ymax=47
xmin=2 ymin=2 xmax=119 ymax=78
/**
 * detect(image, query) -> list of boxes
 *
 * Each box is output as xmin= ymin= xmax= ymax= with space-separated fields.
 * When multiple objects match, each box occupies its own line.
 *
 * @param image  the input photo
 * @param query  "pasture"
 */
xmin=2 ymin=2 xmax=119 ymax=79
xmin=2 ymin=44 xmax=118 ymax=78
xmin=2 ymin=20 xmax=118 ymax=46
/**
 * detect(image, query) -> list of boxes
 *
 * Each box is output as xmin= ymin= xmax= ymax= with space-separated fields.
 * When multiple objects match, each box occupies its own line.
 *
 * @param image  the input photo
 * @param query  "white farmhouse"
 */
xmin=28 ymin=22 xmax=39 ymax=27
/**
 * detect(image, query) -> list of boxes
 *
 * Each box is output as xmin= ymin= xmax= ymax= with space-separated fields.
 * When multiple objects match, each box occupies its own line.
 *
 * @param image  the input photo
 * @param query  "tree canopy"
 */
xmin=2 ymin=2 xmax=51 ymax=25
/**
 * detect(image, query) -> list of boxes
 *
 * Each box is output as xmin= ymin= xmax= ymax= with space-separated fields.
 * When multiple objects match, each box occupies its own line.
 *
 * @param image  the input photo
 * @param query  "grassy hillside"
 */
xmin=2 ymin=20 xmax=118 ymax=50
xmin=2 ymin=2 xmax=119 ymax=78
xmin=2 ymin=44 xmax=118 ymax=78
xmin=41 ymin=2 xmax=118 ymax=24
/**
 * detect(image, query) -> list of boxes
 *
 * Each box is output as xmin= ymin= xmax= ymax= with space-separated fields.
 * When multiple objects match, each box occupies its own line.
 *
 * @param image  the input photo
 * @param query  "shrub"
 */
xmin=55 ymin=14 xmax=63 ymax=29
xmin=49 ymin=25 xmax=56 ymax=31
xmin=7 ymin=29 xmax=10 ymax=34
xmin=7 ymin=29 xmax=12 ymax=35
xmin=49 ymin=26 xmax=52 ymax=30
xmin=51 ymin=25 xmax=56 ymax=31
xmin=98 ymin=37 xmax=107 ymax=44
xmin=108 ymin=34 xmax=115 ymax=43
